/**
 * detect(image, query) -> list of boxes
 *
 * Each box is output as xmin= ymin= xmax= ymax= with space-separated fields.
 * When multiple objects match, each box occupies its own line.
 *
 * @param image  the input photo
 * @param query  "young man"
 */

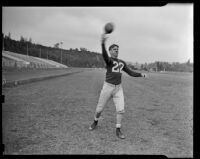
xmin=89 ymin=33 xmax=146 ymax=139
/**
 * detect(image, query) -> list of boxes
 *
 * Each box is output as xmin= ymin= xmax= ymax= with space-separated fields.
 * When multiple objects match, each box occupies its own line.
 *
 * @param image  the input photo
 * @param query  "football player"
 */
xmin=89 ymin=33 xmax=147 ymax=139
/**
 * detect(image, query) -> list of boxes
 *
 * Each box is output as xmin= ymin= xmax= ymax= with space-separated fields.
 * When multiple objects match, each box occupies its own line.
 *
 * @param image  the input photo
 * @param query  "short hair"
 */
xmin=109 ymin=44 xmax=119 ymax=51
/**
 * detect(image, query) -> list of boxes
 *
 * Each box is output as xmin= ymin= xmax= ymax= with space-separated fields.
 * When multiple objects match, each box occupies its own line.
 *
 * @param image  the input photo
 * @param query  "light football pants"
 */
xmin=96 ymin=81 xmax=125 ymax=114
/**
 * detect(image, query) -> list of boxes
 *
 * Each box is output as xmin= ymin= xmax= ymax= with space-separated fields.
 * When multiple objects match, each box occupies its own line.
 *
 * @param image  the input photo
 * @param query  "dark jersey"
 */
xmin=102 ymin=43 xmax=142 ymax=85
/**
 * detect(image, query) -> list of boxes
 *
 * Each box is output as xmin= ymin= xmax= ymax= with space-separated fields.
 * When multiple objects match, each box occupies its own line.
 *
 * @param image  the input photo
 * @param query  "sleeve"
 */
xmin=101 ymin=42 xmax=111 ymax=65
xmin=123 ymin=62 xmax=143 ymax=77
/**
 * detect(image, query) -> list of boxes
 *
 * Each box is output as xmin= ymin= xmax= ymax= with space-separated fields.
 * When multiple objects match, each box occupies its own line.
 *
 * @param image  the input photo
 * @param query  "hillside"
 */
xmin=2 ymin=34 xmax=193 ymax=72
xmin=3 ymin=35 xmax=105 ymax=68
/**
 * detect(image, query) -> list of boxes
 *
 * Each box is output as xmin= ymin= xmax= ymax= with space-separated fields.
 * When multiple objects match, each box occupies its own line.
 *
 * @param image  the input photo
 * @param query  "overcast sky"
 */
xmin=2 ymin=4 xmax=193 ymax=63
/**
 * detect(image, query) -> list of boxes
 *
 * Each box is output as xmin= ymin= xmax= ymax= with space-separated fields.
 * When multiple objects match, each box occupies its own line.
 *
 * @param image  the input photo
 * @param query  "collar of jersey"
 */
xmin=111 ymin=57 xmax=118 ymax=60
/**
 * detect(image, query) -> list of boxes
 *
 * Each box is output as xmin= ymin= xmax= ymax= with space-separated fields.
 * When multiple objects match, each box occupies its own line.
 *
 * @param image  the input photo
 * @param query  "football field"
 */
xmin=2 ymin=69 xmax=193 ymax=157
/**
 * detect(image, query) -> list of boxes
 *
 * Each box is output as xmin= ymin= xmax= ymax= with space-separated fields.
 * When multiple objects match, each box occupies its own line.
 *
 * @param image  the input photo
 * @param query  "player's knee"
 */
xmin=117 ymin=109 xmax=125 ymax=114
xmin=96 ymin=107 xmax=103 ymax=114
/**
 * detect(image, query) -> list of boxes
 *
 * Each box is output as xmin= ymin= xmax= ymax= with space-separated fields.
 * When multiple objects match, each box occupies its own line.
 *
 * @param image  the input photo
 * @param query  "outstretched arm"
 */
xmin=101 ymin=34 xmax=111 ymax=65
xmin=123 ymin=63 xmax=144 ymax=77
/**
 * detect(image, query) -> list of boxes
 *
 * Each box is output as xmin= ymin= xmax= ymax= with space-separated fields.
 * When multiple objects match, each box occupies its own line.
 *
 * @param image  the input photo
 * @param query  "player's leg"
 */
xmin=113 ymin=85 xmax=125 ymax=139
xmin=89 ymin=82 xmax=113 ymax=130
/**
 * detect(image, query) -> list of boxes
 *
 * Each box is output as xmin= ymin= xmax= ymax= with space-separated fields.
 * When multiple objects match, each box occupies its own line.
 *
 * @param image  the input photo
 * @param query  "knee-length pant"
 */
xmin=96 ymin=81 xmax=125 ymax=114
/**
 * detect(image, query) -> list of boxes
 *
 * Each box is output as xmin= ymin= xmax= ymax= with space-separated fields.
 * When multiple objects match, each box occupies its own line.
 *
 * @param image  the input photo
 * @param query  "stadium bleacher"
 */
xmin=2 ymin=51 xmax=68 ymax=69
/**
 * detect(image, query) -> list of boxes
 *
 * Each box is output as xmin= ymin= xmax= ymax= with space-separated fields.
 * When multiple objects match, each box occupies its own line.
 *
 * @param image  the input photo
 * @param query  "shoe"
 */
xmin=89 ymin=120 xmax=98 ymax=130
xmin=116 ymin=128 xmax=125 ymax=139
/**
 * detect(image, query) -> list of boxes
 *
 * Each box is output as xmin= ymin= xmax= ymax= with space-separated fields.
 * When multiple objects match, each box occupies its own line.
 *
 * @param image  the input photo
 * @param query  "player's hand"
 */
xmin=101 ymin=33 xmax=108 ymax=44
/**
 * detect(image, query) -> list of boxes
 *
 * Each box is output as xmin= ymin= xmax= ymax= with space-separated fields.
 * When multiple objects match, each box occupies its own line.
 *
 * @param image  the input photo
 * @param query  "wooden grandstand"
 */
xmin=2 ymin=51 xmax=68 ymax=69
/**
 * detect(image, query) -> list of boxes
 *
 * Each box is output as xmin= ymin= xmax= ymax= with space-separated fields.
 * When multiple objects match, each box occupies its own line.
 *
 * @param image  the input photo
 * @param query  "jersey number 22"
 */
xmin=112 ymin=61 xmax=124 ymax=73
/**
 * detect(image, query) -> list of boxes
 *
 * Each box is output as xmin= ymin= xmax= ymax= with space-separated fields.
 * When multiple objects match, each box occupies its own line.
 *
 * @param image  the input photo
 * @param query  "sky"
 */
xmin=2 ymin=4 xmax=193 ymax=63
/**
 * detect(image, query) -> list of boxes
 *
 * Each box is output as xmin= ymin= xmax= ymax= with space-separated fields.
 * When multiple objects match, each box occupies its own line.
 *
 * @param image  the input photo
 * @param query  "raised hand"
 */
xmin=101 ymin=33 xmax=108 ymax=44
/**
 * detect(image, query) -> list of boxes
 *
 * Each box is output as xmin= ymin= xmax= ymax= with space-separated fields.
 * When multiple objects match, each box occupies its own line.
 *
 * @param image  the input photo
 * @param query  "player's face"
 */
xmin=110 ymin=46 xmax=119 ymax=58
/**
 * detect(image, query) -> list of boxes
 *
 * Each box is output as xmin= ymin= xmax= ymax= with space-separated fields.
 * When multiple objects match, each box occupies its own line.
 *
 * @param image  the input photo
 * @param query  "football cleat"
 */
xmin=116 ymin=128 xmax=125 ymax=139
xmin=89 ymin=121 xmax=98 ymax=130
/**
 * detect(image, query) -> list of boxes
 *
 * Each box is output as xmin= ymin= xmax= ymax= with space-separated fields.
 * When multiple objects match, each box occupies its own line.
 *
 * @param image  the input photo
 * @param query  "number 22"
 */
xmin=112 ymin=61 xmax=124 ymax=73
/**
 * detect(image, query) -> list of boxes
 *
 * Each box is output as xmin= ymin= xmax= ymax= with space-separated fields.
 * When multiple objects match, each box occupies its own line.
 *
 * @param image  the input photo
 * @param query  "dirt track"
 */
xmin=2 ymin=69 xmax=193 ymax=157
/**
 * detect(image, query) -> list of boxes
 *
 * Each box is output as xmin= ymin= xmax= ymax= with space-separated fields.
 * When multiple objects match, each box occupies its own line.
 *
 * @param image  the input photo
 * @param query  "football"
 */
xmin=104 ymin=22 xmax=114 ymax=34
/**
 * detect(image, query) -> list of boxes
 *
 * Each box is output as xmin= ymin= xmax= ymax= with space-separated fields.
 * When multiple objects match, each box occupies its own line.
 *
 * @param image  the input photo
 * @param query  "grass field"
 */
xmin=2 ymin=69 xmax=193 ymax=157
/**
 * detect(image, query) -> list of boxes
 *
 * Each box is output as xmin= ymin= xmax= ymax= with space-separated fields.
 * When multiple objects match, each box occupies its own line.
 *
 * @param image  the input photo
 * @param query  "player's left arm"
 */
xmin=122 ymin=61 xmax=146 ymax=77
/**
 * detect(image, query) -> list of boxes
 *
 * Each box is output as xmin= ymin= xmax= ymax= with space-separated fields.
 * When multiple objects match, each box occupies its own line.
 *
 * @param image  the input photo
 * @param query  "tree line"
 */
xmin=127 ymin=60 xmax=193 ymax=72
xmin=2 ymin=33 xmax=193 ymax=72
xmin=2 ymin=33 xmax=105 ymax=68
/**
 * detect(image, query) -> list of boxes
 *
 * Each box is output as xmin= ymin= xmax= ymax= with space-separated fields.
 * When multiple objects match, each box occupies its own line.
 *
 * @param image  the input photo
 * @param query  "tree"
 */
xmin=29 ymin=37 xmax=32 ymax=43
xmin=8 ymin=32 xmax=11 ymax=39
xmin=187 ymin=59 xmax=190 ymax=65
xmin=20 ymin=36 xmax=27 ymax=42
xmin=54 ymin=43 xmax=60 ymax=48
xmin=20 ymin=36 xmax=25 ymax=42
xmin=80 ymin=47 xmax=88 ymax=52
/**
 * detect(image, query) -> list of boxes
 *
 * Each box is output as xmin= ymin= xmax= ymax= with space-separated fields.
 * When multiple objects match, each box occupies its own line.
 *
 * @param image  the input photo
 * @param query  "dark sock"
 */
xmin=116 ymin=127 xmax=120 ymax=131
xmin=96 ymin=112 xmax=101 ymax=118
xmin=94 ymin=120 xmax=98 ymax=125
